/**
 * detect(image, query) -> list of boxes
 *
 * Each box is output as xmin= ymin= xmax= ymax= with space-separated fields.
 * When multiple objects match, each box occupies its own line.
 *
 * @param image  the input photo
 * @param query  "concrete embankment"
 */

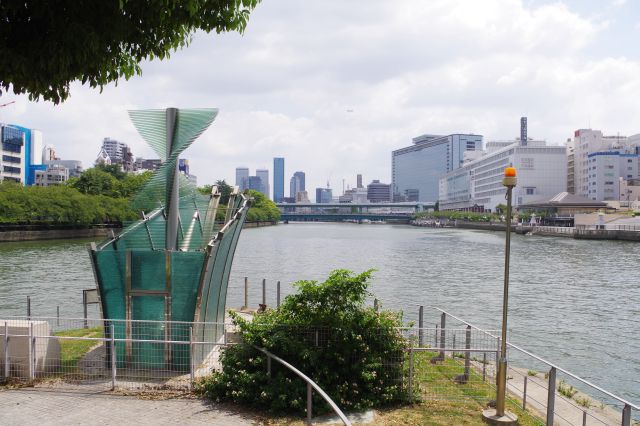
xmin=413 ymin=220 xmax=640 ymax=241
xmin=0 ymin=226 xmax=118 ymax=242
xmin=243 ymin=221 xmax=277 ymax=228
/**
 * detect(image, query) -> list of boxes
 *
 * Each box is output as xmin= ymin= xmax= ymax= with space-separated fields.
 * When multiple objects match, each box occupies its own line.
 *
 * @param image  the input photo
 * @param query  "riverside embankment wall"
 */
xmin=414 ymin=221 xmax=640 ymax=241
xmin=0 ymin=221 xmax=277 ymax=242
xmin=0 ymin=227 xmax=117 ymax=242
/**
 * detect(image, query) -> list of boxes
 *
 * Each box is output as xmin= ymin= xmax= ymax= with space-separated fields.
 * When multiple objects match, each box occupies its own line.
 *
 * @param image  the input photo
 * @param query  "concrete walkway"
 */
xmin=0 ymin=388 xmax=256 ymax=425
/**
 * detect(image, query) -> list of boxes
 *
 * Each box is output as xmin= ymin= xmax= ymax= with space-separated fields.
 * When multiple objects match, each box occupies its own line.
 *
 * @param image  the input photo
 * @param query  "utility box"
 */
xmin=0 ymin=320 xmax=61 ymax=379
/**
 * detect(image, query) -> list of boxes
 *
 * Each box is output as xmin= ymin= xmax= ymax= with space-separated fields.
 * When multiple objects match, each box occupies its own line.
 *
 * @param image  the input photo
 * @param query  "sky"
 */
xmin=2 ymin=0 xmax=640 ymax=199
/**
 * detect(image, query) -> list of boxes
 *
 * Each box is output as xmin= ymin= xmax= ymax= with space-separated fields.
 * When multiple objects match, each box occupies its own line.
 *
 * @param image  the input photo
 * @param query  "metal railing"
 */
xmin=0 ymin=316 xmax=226 ymax=391
xmin=256 ymin=346 xmax=351 ymax=426
xmin=416 ymin=307 xmax=639 ymax=426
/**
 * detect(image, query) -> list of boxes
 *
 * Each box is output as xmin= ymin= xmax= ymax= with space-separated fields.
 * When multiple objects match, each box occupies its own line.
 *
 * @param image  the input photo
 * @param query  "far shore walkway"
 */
xmin=0 ymin=388 xmax=255 ymax=425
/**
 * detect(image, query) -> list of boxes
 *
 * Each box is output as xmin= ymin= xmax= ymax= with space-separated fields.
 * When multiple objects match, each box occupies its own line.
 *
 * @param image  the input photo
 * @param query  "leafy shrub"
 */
xmin=196 ymin=269 xmax=408 ymax=414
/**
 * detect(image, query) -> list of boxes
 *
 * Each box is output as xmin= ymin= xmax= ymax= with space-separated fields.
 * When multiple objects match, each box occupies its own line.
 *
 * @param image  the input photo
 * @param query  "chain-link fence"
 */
xmin=0 ymin=317 xmax=227 ymax=391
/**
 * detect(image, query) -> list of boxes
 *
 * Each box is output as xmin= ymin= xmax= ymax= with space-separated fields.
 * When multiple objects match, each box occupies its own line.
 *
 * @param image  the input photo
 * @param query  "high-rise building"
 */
xmin=571 ymin=129 xmax=628 ymax=198
xmin=357 ymin=174 xmax=363 ymax=188
xmin=99 ymin=137 xmax=134 ymax=171
xmin=290 ymin=171 xmax=306 ymax=198
xmin=0 ymin=123 xmax=45 ymax=185
xmin=256 ymin=168 xmax=269 ymax=197
xmin=315 ymin=187 xmax=332 ymax=203
xmin=273 ymin=157 xmax=285 ymax=202
xmin=247 ymin=175 xmax=263 ymax=193
xmin=392 ymin=133 xmax=482 ymax=202
xmin=439 ymin=139 xmax=567 ymax=211
xmin=367 ymin=180 xmax=392 ymax=202
xmin=235 ymin=167 xmax=249 ymax=190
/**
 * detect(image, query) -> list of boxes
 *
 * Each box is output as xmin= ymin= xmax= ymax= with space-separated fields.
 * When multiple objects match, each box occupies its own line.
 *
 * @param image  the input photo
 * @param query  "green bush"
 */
xmin=245 ymin=189 xmax=280 ymax=222
xmin=196 ymin=269 xmax=408 ymax=414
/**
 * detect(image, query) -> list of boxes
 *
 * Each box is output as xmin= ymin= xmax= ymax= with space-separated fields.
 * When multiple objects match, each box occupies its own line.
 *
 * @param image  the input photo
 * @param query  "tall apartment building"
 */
xmin=571 ymin=129 xmax=627 ymax=198
xmin=392 ymin=133 xmax=482 ymax=202
xmin=0 ymin=123 xmax=44 ymax=185
xmin=256 ymin=169 xmax=269 ymax=198
xmin=98 ymin=137 xmax=134 ymax=171
xmin=587 ymin=152 xmax=640 ymax=201
xmin=290 ymin=171 xmax=306 ymax=198
xmin=273 ymin=157 xmax=285 ymax=202
xmin=235 ymin=167 xmax=249 ymax=190
xmin=439 ymin=139 xmax=567 ymax=212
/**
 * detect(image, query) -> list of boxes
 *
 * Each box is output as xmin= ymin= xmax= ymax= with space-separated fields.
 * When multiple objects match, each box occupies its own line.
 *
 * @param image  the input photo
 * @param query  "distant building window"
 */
xmin=525 ymin=187 xmax=535 ymax=195
xmin=2 ymin=155 xmax=20 ymax=164
xmin=3 ymin=165 xmax=21 ymax=174
xmin=521 ymin=158 xmax=534 ymax=170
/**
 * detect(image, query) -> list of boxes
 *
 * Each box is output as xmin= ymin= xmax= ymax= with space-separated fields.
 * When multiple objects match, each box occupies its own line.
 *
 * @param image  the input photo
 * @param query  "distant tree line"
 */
xmin=0 ymin=169 xmax=279 ymax=227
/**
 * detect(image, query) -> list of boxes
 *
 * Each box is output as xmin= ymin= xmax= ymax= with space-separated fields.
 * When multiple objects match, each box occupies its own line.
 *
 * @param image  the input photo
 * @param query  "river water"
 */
xmin=0 ymin=223 xmax=638 ymax=406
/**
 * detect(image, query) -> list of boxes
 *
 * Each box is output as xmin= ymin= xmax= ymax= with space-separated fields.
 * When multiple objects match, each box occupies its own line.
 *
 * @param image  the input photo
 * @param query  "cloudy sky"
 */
xmin=2 ymin=0 xmax=640 ymax=199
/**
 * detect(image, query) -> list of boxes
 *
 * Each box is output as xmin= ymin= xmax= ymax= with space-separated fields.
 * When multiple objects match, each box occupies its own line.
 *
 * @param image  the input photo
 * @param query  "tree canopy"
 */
xmin=0 ymin=0 xmax=261 ymax=103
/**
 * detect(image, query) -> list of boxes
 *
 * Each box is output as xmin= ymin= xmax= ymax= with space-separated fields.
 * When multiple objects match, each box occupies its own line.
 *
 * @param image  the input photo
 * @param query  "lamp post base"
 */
xmin=481 ymin=409 xmax=518 ymax=425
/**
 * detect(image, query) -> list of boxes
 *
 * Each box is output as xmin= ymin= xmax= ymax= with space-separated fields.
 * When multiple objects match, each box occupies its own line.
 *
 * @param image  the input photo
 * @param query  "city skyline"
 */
xmin=1 ymin=1 xmax=640 ymax=194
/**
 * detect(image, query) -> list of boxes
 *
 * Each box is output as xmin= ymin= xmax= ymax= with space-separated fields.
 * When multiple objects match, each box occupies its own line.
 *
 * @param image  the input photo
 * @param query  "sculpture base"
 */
xmin=481 ymin=409 xmax=518 ymax=425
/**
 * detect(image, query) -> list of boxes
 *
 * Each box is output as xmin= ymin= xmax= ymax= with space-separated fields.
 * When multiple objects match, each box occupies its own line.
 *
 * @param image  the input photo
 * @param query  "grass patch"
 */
xmin=54 ymin=327 xmax=103 ymax=369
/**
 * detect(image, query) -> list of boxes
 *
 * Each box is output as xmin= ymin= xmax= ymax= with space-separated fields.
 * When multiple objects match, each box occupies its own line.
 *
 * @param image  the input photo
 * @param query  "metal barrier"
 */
xmin=0 ymin=317 xmax=227 ymax=391
xmin=410 ymin=307 xmax=640 ymax=426
xmin=256 ymin=346 xmax=352 ymax=426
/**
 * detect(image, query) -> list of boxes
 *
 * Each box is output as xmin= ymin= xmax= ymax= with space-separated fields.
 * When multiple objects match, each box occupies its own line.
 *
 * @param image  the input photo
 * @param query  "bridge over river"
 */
xmin=276 ymin=202 xmax=434 ymax=223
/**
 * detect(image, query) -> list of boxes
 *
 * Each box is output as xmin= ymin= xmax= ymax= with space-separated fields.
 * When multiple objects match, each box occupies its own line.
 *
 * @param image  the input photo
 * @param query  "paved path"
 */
xmin=0 ymin=388 xmax=256 ymax=425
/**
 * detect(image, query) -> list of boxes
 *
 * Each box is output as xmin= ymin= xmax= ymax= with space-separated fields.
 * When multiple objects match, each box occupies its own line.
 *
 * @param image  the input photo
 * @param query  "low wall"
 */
xmin=575 ymin=229 xmax=640 ymax=241
xmin=0 ymin=227 xmax=118 ymax=243
xmin=243 ymin=221 xmax=277 ymax=228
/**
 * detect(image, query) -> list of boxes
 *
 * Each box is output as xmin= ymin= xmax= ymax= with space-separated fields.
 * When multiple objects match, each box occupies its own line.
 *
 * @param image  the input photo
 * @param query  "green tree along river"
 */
xmin=0 ymin=223 xmax=638 ymax=408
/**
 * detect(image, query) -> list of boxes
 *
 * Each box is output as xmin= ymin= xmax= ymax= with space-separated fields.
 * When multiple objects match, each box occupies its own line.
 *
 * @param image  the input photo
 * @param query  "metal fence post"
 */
xmin=83 ymin=291 xmax=88 ymax=329
xmin=523 ymin=376 xmax=528 ymax=410
xmin=189 ymin=326 xmax=194 ymax=388
xmin=4 ymin=322 xmax=9 ymax=380
xmin=56 ymin=306 xmax=60 ymax=327
xmin=307 ymin=382 xmax=313 ymax=424
xmin=464 ymin=325 xmax=471 ymax=379
xmin=582 ymin=410 xmax=587 ymax=426
xmin=267 ymin=354 xmax=271 ymax=376
xmin=276 ymin=281 xmax=281 ymax=308
xmin=27 ymin=296 xmax=31 ymax=320
xmin=482 ymin=353 xmax=487 ymax=382
xmin=29 ymin=323 xmax=35 ymax=380
xmin=418 ymin=305 xmax=424 ymax=347
xmin=243 ymin=277 xmax=248 ymax=309
xmin=110 ymin=324 xmax=116 ymax=391
xmin=408 ymin=347 xmax=414 ymax=402
xmin=621 ymin=403 xmax=631 ymax=426
xmin=439 ymin=313 xmax=446 ymax=358
xmin=546 ymin=366 xmax=556 ymax=426
xmin=262 ymin=278 xmax=266 ymax=307
xmin=374 ymin=299 xmax=379 ymax=312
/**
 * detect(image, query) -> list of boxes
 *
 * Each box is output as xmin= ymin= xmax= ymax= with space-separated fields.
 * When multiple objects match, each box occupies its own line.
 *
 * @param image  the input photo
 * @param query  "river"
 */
xmin=0 ymin=223 xmax=638 ymax=406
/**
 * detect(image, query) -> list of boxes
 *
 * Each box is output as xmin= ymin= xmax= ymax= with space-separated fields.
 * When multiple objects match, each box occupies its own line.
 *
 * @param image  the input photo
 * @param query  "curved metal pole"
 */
xmin=255 ymin=346 xmax=352 ymax=426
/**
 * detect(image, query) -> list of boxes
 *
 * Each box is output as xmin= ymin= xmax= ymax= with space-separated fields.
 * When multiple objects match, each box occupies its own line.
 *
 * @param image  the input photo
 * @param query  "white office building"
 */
xmin=439 ymin=139 xmax=567 ymax=212
xmin=570 ymin=129 xmax=628 ymax=197
xmin=587 ymin=152 xmax=640 ymax=201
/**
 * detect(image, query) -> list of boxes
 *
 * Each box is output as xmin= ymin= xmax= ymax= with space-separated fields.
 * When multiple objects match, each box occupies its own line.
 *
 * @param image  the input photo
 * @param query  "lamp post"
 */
xmin=483 ymin=167 xmax=518 ymax=425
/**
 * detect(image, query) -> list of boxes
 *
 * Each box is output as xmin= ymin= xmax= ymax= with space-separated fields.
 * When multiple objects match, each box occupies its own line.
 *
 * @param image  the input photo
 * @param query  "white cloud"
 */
xmin=3 ymin=0 xmax=638 ymax=198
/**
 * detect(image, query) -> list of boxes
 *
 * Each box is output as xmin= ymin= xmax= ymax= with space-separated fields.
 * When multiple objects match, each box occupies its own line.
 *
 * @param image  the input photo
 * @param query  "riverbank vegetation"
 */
xmin=0 ymin=170 xmax=279 ymax=227
xmin=196 ymin=269 xmax=407 ymax=414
